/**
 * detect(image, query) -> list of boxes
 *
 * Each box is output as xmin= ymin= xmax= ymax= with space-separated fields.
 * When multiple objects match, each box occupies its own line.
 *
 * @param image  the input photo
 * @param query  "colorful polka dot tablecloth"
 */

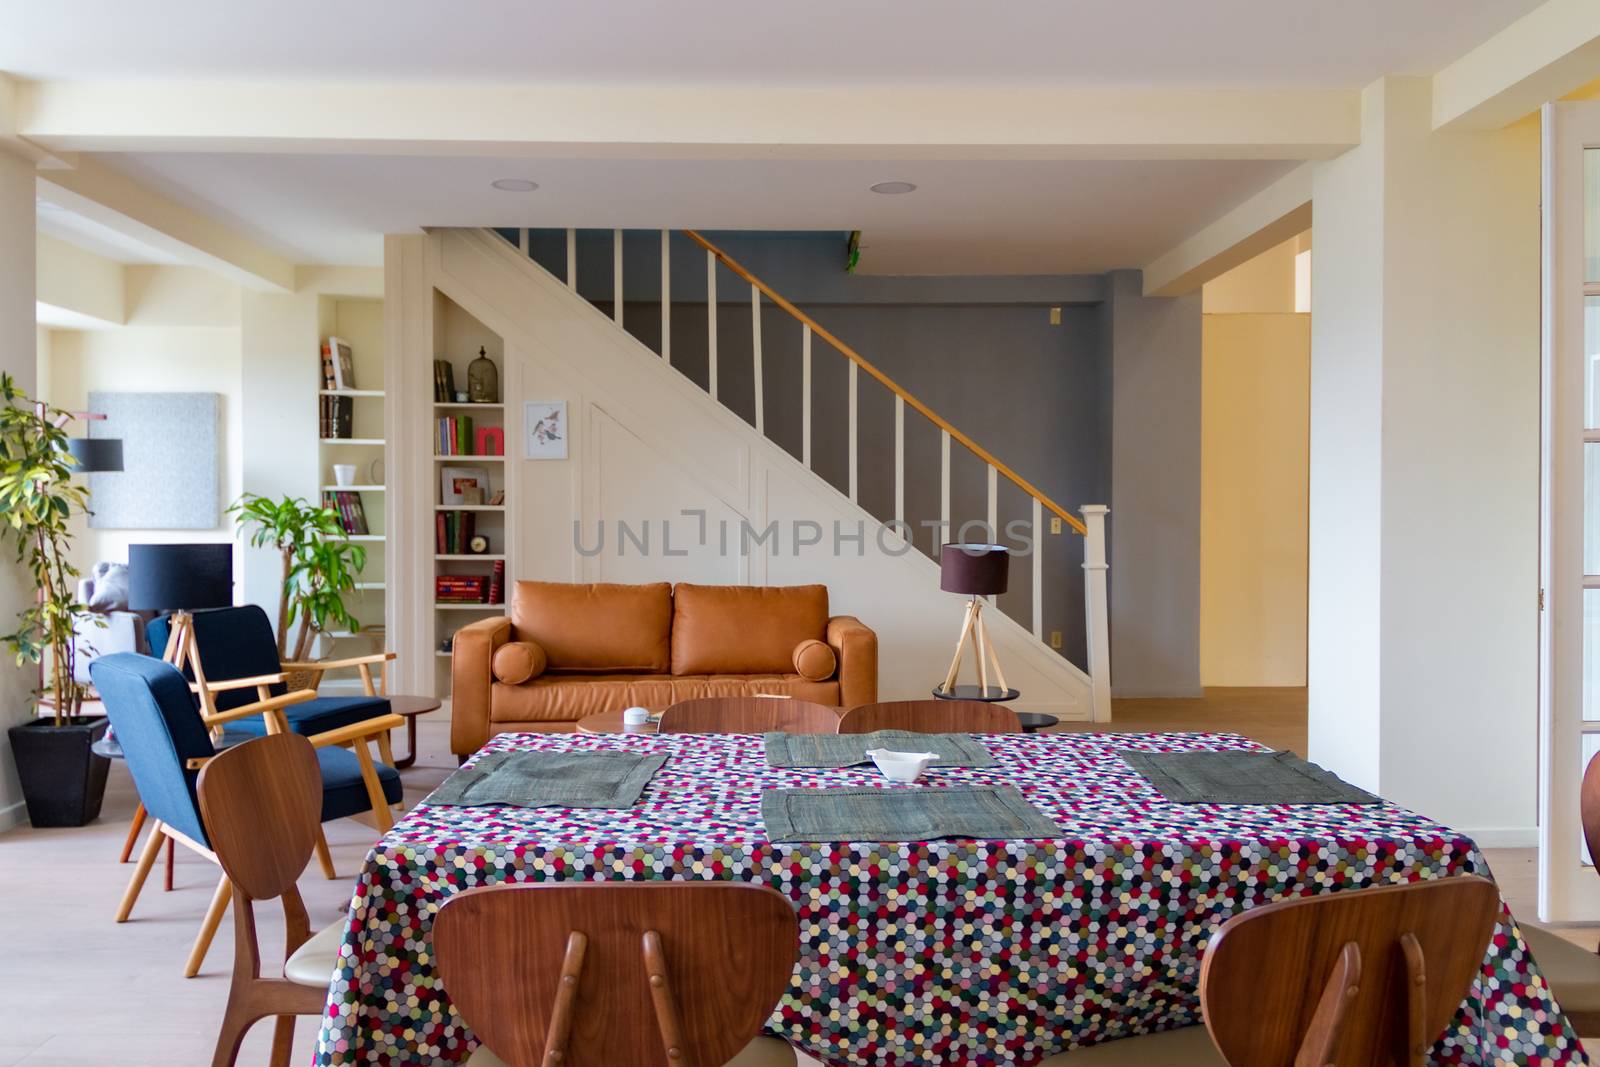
xmin=314 ymin=730 xmax=1588 ymax=1066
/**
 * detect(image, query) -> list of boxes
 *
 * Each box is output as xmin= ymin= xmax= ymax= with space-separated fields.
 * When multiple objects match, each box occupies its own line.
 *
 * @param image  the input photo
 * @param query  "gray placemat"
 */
xmin=763 ymin=730 xmax=998 ymax=769
xmin=761 ymin=784 xmax=1060 ymax=843
xmin=1118 ymin=749 xmax=1379 ymax=805
xmin=427 ymin=749 xmax=668 ymax=809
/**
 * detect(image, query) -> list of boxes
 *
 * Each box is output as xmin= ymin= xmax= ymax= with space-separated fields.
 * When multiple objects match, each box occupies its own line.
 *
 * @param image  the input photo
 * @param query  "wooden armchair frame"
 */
xmin=116 ymin=682 xmax=403 ymax=978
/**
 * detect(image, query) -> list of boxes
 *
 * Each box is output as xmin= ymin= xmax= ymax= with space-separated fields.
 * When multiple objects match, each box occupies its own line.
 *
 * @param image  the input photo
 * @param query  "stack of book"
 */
xmin=436 ymin=575 xmax=490 ymax=603
xmin=432 ymin=360 xmax=457 ymax=402
xmin=435 ymin=510 xmax=477 ymax=554
xmin=488 ymin=559 xmax=506 ymax=605
xmin=323 ymin=491 xmax=370 ymax=535
xmin=437 ymin=415 xmax=475 ymax=455
xmin=320 ymin=395 xmax=353 ymax=438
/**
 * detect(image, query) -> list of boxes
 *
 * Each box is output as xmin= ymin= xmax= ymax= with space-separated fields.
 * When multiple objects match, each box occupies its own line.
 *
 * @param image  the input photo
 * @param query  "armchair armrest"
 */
xmin=281 ymin=652 xmax=397 ymax=672
xmin=200 ymin=688 xmax=318 ymax=728
xmin=826 ymin=615 xmax=878 ymax=709
xmin=450 ymin=615 xmax=512 ymax=757
xmin=306 ymin=713 xmax=406 ymax=750
xmin=192 ymin=672 xmax=288 ymax=694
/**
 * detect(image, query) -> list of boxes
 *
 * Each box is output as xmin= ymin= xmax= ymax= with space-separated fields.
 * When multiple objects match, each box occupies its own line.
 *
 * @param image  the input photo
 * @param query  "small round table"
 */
xmin=577 ymin=708 xmax=661 ymax=735
xmin=1014 ymin=712 xmax=1060 ymax=734
xmin=932 ymin=684 xmax=1021 ymax=703
xmin=386 ymin=695 xmax=442 ymax=769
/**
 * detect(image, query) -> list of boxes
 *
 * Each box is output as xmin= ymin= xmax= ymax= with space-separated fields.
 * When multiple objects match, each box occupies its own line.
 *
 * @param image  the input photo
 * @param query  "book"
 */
xmin=433 ymin=360 xmax=457 ymax=402
xmin=322 ymin=491 xmax=370 ymax=536
xmin=488 ymin=559 xmax=506 ymax=605
xmin=320 ymin=343 xmax=337 ymax=389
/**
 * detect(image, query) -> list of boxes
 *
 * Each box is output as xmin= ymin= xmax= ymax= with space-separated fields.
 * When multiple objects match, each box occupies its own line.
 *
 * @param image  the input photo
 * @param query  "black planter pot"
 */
xmin=7 ymin=717 xmax=111 ymax=828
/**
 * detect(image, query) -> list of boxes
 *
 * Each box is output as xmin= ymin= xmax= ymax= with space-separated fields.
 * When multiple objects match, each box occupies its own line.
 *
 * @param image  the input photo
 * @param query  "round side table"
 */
xmin=576 ymin=708 xmax=660 ymax=735
xmin=386 ymin=695 xmax=442 ymax=769
xmin=932 ymin=684 xmax=1021 ymax=703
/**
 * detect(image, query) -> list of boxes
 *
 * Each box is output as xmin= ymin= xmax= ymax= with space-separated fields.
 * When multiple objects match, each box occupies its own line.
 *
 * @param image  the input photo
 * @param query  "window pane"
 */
xmin=1587 ymin=589 xmax=1600 ymax=722
xmin=1587 ymin=148 xmax=1600 ymax=283
xmin=1590 ymin=298 xmax=1600 ymax=428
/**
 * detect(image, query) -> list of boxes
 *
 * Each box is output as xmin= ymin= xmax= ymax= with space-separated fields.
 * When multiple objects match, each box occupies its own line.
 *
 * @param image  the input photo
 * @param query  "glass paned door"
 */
xmin=1540 ymin=103 xmax=1600 ymax=921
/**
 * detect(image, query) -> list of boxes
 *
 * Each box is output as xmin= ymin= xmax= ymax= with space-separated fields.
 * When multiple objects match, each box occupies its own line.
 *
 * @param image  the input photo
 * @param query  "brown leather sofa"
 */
xmin=450 ymin=580 xmax=877 ymax=755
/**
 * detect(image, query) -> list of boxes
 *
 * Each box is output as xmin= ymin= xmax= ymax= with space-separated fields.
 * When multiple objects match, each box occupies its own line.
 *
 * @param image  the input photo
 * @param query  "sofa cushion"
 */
xmin=510 ymin=581 xmax=672 ymax=673
xmin=491 ymin=641 xmax=547 ymax=685
xmin=490 ymin=674 xmax=841 ymax=723
xmin=792 ymin=639 xmax=837 ymax=681
xmin=671 ymin=584 xmax=828 ymax=676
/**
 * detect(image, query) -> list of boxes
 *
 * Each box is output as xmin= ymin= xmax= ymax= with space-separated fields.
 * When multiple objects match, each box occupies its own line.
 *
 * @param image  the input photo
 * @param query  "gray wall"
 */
xmin=498 ymin=230 xmax=1200 ymax=691
xmin=1103 ymin=270 xmax=1202 ymax=697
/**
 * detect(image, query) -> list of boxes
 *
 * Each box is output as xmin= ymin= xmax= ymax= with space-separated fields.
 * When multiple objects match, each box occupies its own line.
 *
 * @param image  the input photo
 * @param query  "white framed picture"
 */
xmin=440 ymin=465 xmax=491 ymax=506
xmin=525 ymin=401 xmax=568 ymax=459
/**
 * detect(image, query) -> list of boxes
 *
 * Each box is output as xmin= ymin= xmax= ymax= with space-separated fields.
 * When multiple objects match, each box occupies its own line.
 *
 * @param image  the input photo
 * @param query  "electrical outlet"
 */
xmin=1050 ymin=516 xmax=1062 ymax=535
xmin=1049 ymin=630 xmax=1063 ymax=649
xmin=1049 ymin=306 xmax=1062 ymax=326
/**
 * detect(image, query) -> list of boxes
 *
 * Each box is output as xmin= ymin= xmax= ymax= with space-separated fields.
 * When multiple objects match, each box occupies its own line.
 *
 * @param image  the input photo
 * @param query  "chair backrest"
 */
xmin=1200 ymin=876 xmax=1499 ymax=1067
xmin=837 ymin=699 xmax=1021 ymax=734
xmin=434 ymin=882 xmax=799 ymax=1067
xmin=89 ymin=652 xmax=216 ymax=847
xmin=1583 ymin=751 xmax=1600 ymax=879
xmin=197 ymin=733 xmax=322 ymax=904
xmin=149 ymin=605 xmax=284 ymax=712
xmin=658 ymin=696 xmax=839 ymax=734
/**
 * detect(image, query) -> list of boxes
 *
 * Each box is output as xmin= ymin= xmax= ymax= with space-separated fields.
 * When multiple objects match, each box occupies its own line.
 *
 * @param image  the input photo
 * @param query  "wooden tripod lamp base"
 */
xmin=932 ymin=544 xmax=1019 ymax=703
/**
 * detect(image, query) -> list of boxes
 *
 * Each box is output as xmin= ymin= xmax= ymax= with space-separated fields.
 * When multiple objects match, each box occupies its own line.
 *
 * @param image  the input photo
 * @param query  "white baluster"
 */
xmin=707 ymin=250 xmax=718 ymax=401
xmin=801 ymin=325 xmax=812 ymax=469
xmin=848 ymin=362 xmax=858 ymax=504
xmin=518 ymin=228 xmax=529 ymax=254
xmin=566 ymin=228 xmax=577 ymax=290
xmin=751 ymin=284 xmax=764 ymax=434
xmin=660 ymin=230 xmax=671 ymax=366
xmin=613 ymin=229 xmax=624 ymax=327
xmin=1032 ymin=497 xmax=1043 ymax=641
xmin=894 ymin=395 xmax=905 ymax=529
xmin=1080 ymin=504 xmax=1112 ymax=723
xmin=940 ymin=430 xmax=951 ymax=547
xmin=987 ymin=465 xmax=998 ymax=604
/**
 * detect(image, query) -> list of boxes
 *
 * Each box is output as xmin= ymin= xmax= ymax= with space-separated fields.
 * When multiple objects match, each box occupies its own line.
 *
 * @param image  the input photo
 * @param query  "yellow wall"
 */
xmin=1199 ymin=312 xmax=1310 ymax=686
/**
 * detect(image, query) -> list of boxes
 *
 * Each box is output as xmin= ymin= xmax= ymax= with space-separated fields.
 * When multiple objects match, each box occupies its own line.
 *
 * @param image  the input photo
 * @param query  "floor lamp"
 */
xmin=934 ymin=543 xmax=1018 ymax=701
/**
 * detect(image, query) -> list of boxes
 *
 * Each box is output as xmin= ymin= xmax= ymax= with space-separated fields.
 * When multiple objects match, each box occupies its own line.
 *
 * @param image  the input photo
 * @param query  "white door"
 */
xmin=1540 ymin=100 xmax=1600 ymax=922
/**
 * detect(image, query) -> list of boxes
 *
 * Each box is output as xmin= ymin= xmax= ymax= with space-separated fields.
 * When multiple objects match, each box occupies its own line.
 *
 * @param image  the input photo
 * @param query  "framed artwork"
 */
xmin=525 ymin=401 xmax=567 ymax=459
xmin=327 ymin=337 xmax=357 ymax=390
xmin=87 ymin=391 xmax=220 ymax=529
xmin=440 ymin=465 xmax=491 ymax=506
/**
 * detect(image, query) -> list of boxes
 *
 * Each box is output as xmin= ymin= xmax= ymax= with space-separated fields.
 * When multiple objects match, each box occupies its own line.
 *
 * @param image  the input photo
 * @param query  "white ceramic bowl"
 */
xmin=864 ymin=748 xmax=939 ymax=783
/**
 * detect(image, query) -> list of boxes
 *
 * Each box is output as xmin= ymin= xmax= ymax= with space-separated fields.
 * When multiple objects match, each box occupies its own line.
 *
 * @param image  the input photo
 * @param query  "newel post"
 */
xmin=1080 ymin=505 xmax=1112 ymax=722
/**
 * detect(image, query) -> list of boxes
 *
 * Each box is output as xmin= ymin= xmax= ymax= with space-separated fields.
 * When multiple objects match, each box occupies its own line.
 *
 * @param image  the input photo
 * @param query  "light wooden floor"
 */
xmin=0 ymin=691 xmax=1584 ymax=1065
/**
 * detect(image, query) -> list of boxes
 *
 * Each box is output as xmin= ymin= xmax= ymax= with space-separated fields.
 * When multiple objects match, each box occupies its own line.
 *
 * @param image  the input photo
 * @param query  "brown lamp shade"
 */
xmin=939 ymin=543 xmax=1009 ymax=596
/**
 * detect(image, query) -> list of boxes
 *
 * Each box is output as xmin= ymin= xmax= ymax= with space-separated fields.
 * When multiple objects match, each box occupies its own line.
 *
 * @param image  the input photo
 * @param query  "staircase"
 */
xmin=399 ymin=227 xmax=1109 ymax=719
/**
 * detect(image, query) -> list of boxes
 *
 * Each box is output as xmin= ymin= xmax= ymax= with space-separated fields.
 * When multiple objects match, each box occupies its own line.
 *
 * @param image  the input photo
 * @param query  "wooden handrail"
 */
xmin=682 ymin=229 xmax=1089 ymax=536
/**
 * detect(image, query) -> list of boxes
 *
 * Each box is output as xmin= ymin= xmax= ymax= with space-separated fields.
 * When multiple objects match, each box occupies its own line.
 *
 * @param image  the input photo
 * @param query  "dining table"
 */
xmin=313 ymin=728 xmax=1587 ymax=1066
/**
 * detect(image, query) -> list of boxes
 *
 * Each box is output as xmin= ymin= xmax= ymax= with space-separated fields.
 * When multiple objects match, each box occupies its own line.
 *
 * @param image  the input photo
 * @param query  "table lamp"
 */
xmin=128 ymin=543 xmax=234 ymax=669
xmin=934 ymin=543 xmax=1016 ymax=700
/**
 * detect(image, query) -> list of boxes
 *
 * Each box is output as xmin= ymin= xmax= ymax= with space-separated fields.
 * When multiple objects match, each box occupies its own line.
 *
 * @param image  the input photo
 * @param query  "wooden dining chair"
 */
xmin=433 ymin=881 xmax=802 ymax=1067
xmin=1053 ymin=875 xmax=1500 ymax=1065
xmin=197 ymin=733 xmax=352 ymax=1067
xmin=836 ymin=699 xmax=1021 ymax=734
xmin=658 ymin=696 xmax=840 ymax=734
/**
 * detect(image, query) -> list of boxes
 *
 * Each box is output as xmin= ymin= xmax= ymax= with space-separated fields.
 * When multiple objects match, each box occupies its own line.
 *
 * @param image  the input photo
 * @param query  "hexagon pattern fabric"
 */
xmin=314 ymin=730 xmax=1589 ymax=1066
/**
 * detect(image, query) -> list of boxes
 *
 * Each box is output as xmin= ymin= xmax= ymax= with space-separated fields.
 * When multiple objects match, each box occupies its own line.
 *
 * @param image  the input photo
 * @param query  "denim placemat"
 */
xmin=761 ymin=784 xmax=1060 ymax=843
xmin=427 ymin=749 xmax=668 ymax=809
xmin=1119 ymin=749 xmax=1378 ymax=805
xmin=763 ymin=730 xmax=997 ymax=769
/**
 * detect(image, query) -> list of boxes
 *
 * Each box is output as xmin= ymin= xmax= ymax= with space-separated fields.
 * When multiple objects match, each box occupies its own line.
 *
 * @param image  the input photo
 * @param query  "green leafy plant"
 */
xmin=0 ymin=374 xmax=93 ymax=727
xmin=229 ymin=494 xmax=366 ymax=663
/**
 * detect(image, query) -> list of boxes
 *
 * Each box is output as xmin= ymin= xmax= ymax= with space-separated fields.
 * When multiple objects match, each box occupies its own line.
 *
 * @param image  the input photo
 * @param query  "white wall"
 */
xmin=1200 ymin=313 xmax=1309 ymax=686
xmin=1309 ymin=78 xmax=1540 ymax=842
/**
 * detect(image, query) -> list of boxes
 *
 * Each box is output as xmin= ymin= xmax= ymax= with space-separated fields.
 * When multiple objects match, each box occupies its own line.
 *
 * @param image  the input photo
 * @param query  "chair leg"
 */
xmin=164 ymin=835 xmax=175 ymax=891
xmin=313 ymin=829 xmax=337 ymax=880
xmin=268 ymin=1016 xmax=296 ymax=1067
xmin=185 ymin=872 xmax=232 ymax=978
xmin=119 ymin=803 xmax=147 ymax=863
xmin=116 ymin=821 xmax=165 ymax=922
xmin=208 ymin=1008 xmax=253 ymax=1067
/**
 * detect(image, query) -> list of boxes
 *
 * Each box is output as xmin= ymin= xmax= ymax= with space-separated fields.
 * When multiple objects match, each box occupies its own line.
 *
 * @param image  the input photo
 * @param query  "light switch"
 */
xmin=1050 ymin=516 xmax=1062 ymax=535
xmin=1049 ymin=631 xmax=1063 ymax=649
xmin=1049 ymin=306 xmax=1062 ymax=325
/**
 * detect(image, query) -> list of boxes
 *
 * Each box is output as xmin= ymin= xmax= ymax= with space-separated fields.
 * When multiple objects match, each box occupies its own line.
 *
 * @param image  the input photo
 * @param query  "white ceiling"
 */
xmin=4 ymin=0 xmax=1543 ymax=89
xmin=98 ymin=152 xmax=1301 ymax=274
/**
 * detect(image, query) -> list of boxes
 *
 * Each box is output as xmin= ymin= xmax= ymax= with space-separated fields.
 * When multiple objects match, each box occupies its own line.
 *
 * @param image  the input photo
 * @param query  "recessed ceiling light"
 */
xmin=869 ymin=180 xmax=917 ymax=195
xmin=490 ymin=178 xmax=539 ymax=192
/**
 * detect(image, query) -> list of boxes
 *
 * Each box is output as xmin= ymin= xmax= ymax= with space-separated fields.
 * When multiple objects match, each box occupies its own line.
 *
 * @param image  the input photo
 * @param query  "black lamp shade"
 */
xmin=128 ymin=543 xmax=234 ymax=613
xmin=67 ymin=438 xmax=124 ymax=473
xmin=939 ymin=543 xmax=1010 ymax=596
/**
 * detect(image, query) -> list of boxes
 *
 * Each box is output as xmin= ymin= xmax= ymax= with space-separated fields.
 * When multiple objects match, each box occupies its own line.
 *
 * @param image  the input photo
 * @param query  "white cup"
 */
xmin=622 ymin=706 xmax=651 ymax=725
xmin=332 ymin=464 xmax=357 ymax=487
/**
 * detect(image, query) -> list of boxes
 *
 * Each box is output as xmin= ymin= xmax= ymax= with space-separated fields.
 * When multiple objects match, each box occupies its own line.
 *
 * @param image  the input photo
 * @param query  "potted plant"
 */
xmin=0 ymin=374 xmax=110 ymax=827
xmin=229 ymin=494 xmax=367 ymax=677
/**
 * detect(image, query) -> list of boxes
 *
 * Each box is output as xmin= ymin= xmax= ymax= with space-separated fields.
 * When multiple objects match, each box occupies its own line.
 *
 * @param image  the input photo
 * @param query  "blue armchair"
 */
xmin=147 ymin=605 xmax=396 ymax=741
xmin=91 ymin=652 xmax=404 ymax=977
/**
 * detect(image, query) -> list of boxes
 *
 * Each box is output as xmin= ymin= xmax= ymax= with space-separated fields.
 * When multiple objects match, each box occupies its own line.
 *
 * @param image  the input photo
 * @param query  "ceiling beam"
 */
xmin=1141 ymin=163 xmax=1313 ymax=297
xmin=36 ymin=232 xmax=124 ymax=328
xmin=16 ymin=81 xmax=1360 ymax=161
xmin=1433 ymin=0 xmax=1600 ymax=131
xmin=36 ymin=157 xmax=293 ymax=292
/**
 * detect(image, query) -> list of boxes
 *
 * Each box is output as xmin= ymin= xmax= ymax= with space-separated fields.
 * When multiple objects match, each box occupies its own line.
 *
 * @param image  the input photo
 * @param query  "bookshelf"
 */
xmin=316 ymin=296 xmax=388 ymax=688
xmin=430 ymin=293 xmax=513 ymax=699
